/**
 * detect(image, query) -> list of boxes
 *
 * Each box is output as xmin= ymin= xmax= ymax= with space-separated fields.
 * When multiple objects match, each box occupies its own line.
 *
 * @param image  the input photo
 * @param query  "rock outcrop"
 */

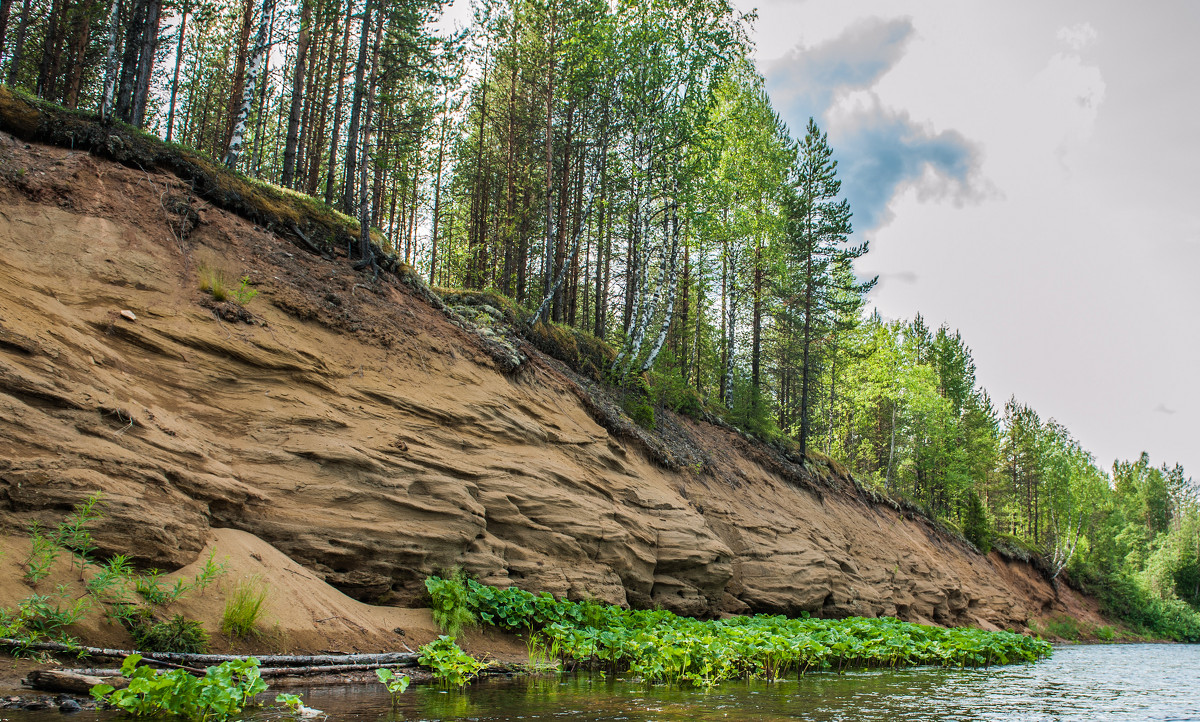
xmin=0 ymin=135 xmax=1090 ymax=633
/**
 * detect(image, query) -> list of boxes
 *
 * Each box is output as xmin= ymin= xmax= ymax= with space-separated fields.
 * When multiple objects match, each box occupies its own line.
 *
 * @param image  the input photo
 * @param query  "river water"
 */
xmin=7 ymin=644 xmax=1198 ymax=721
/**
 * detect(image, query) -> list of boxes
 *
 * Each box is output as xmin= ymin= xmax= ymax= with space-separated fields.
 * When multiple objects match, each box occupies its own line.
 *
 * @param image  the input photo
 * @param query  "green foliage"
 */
xmin=1092 ymin=573 xmax=1200 ymax=643
xmin=375 ymin=668 xmax=411 ymax=705
xmin=418 ymin=636 xmax=491 ymax=689
xmin=274 ymin=693 xmax=304 ymax=714
xmin=527 ymin=321 xmax=616 ymax=382
xmin=963 ymin=490 xmax=993 ymax=554
xmin=0 ymin=586 xmax=90 ymax=648
xmin=91 ymin=654 xmax=268 ymax=721
xmin=23 ymin=521 xmax=61 ymax=584
xmin=221 ymin=576 xmax=268 ymax=639
xmin=199 ymin=267 xmax=257 ymax=306
xmin=648 ymin=350 xmax=704 ymax=418
xmin=427 ymin=576 xmax=1050 ymax=687
xmin=425 ymin=568 xmax=477 ymax=638
xmin=234 ymin=276 xmax=258 ymax=305
xmin=1039 ymin=615 xmax=1082 ymax=641
xmin=128 ymin=613 xmax=210 ymax=654
xmin=620 ymin=380 xmax=656 ymax=430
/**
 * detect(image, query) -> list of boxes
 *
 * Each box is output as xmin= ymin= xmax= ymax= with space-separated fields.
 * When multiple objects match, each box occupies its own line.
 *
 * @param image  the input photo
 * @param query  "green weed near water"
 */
xmin=91 ymin=654 xmax=268 ymax=721
xmin=426 ymin=576 xmax=1052 ymax=688
xmin=418 ymin=635 xmax=491 ymax=689
xmin=375 ymin=668 xmax=411 ymax=705
xmin=425 ymin=568 xmax=477 ymax=637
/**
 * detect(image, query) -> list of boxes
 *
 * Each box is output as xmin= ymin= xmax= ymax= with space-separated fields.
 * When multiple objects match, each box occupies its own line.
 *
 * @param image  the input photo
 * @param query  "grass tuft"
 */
xmin=221 ymin=576 xmax=268 ymax=639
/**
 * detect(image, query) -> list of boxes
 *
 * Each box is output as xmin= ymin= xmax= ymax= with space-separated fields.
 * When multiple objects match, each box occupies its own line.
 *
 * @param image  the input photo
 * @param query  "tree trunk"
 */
xmin=35 ymin=0 xmax=62 ymax=98
xmin=223 ymin=0 xmax=256 ymax=154
xmin=280 ymin=0 xmax=311 ymax=188
xmin=114 ymin=0 xmax=146 ymax=122
xmin=355 ymin=7 xmax=382 ymax=268
xmin=130 ymin=0 xmax=161 ymax=128
xmin=323 ymin=0 xmax=352 ymax=205
xmin=225 ymin=0 xmax=275 ymax=168
xmin=0 ymin=0 xmax=14 ymax=68
xmin=4 ymin=0 xmax=32 ymax=85
xmin=540 ymin=11 xmax=557 ymax=299
xmin=164 ymin=0 xmax=188 ymax=140
xmin=63 ymin=1 xmax=95 ymax=108
xmin=341 ymin=0 xmax=373 ymax=214
xmin=428 ymin=86 xmax=448 ymax=285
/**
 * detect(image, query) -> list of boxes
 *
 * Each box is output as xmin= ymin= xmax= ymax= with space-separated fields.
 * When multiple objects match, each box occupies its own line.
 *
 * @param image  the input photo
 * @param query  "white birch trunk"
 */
xmin=639 ymin=211 xmax=681 ymax=373
xmin=224 ymin=0 xmax=275 ymax=169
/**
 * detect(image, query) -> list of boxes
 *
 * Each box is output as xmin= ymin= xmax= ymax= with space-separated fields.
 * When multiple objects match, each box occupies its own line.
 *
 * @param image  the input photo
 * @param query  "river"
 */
xmin=6 ymin=644 xmax=1198 ymax=721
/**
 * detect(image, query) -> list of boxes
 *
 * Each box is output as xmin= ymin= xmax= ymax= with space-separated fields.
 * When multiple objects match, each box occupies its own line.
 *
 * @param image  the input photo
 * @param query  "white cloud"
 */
xmin=1056 ymin=22 xmax=1098 ymax=51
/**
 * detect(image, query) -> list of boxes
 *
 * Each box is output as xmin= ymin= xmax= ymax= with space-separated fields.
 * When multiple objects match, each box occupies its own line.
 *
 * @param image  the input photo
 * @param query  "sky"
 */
xmin=436 ymin=0 xmax=1199 ymax=478
xmin=739 ymin=0 xmax=1200 ymax=477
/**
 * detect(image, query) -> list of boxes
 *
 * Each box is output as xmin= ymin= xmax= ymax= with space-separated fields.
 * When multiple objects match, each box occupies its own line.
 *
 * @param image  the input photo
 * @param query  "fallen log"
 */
xmin=59 ymin=660 xmax=417 ymax=679
xmin=0 ymin=638 xmax=417 ymax=667
xmin=25 ymin=670 xmax=115 ymax=695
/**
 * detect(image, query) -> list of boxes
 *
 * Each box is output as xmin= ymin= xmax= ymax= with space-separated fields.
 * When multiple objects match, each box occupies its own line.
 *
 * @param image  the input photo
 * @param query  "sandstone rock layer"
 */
xmin=0 ymin=138 xmax=1091 ymax=632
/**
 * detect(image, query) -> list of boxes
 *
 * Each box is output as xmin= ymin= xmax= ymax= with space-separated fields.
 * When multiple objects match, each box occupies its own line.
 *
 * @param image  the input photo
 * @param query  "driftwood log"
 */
xmin=0 ymin=638 xmax=417 ymax=668
xmin=25 ymin=670 xmax=124 ymax=694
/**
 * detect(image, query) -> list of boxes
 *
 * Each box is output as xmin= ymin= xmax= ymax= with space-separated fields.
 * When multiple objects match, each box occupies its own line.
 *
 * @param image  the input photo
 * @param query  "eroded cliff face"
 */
xmin=0 ymin=137 xmax=1089 ymax=633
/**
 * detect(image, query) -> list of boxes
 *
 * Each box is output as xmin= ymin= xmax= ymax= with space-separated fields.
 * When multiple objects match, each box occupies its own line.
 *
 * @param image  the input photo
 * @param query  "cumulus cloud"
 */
xmin=1057 ymin=22 xmax=1098 ymax=51
xmin=764 ymin=17 xmax=985 ymax=233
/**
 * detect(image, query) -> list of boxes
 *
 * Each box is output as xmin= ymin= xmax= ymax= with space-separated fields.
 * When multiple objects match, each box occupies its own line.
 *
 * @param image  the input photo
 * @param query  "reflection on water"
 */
xmin=6 ymin=644 xmax=1198 ymax=721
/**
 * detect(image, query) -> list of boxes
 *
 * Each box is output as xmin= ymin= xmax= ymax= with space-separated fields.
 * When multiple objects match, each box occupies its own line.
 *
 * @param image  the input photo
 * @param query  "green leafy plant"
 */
xmin=24 ymin=521 xmax=62 ymax=584
xmin=233 ymin=276 xmax=258 ymax=305
xmin=424 ymin=576 xmax=1052 ymax=688
xmin=425 ymin=568 xmax=476 ymax=638
xmin=221 ymin=576 xmax=268 ymax=638
xmin=128 ymin=612 xmax=209 ymax=653
xmin=418 ymin=636 xmax=491 ymax=689
xmin=91 ymin=654 xmax=268 ymax=721
xmin=275 ymin=693 xmax=303 ymax=714
xmin=56 ymin=491 xmax=104 ymax=570
xmin=375 ymin=668 xmax=411 ymax=705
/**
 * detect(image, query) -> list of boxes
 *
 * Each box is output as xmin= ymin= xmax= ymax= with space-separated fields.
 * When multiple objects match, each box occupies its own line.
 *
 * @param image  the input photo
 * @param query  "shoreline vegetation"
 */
xmin=6 ymin=573 xmax=1053 ymax=720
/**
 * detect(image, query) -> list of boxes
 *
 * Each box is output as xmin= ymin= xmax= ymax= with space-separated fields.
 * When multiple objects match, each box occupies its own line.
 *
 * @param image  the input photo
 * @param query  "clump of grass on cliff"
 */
xmin=199 ymin=264 xmax=257 ymax=305
xmin=221 ymin=576 xmax=269 ymax=639
xmin=425 ymin=575 xmax=1051 ymax=688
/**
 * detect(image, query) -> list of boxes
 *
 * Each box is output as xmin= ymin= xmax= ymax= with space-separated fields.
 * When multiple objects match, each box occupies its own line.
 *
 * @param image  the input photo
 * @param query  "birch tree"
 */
xmin=225 ymin=0 xmax=276 ymax=168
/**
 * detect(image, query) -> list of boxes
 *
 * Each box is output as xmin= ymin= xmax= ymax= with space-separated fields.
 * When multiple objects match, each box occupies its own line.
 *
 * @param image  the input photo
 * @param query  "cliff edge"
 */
xmin=0 ymin=125 xmax=1102 ymax=643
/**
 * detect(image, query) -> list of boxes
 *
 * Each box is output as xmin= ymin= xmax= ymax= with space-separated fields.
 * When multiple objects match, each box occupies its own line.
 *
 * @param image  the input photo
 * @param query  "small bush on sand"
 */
xmin=221 ymin=576 xmax=268 ymax=638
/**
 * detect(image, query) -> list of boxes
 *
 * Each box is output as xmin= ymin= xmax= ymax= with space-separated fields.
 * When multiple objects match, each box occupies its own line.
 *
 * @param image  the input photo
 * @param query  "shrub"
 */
xmin=1042 ymin=615 xmax=1082 ymax=641
xmin=418 ymin=636 xmax=490 ymax=689
xmin=221 ymin=576 xmax=268 ymax=639
xmin=425 ymin=568 xmax=476 ymax=638
xmin=129 ymin=613 xmax=209 ymax=654
xmin=441 ymin=577 xmax=1052 ymax=686
xmin=233 ymin=276 xmax=258 ymax=305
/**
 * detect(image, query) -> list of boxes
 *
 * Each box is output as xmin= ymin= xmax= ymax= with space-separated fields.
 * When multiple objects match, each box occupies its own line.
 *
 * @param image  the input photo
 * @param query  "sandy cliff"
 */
xmin=0 ymin=133 xmax=1100 ymax=642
